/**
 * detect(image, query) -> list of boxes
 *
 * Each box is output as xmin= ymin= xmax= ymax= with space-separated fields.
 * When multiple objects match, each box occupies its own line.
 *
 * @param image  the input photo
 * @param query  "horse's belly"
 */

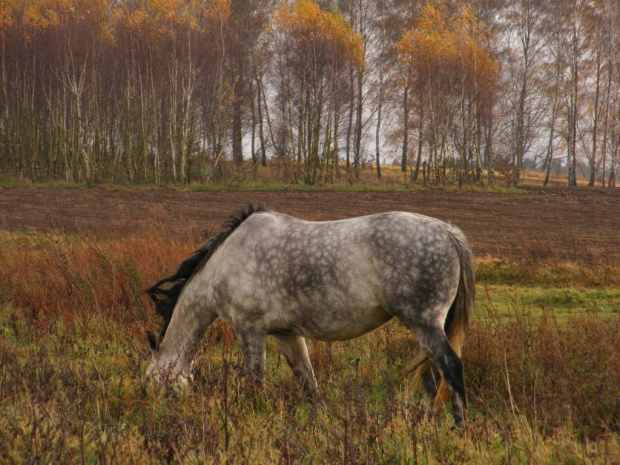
xmin=298 ymin=305 xmax=393 ymax=342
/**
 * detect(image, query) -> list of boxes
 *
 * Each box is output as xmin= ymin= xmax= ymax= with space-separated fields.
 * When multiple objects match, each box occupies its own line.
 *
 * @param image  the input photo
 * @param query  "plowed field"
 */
xmin=1 ymin=186 xmax=619 ymax=265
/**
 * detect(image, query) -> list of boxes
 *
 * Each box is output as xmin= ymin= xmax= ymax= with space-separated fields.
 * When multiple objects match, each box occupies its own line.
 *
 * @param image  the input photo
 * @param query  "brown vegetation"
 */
xmin=0 ymin=187 xmax=619 ymax=461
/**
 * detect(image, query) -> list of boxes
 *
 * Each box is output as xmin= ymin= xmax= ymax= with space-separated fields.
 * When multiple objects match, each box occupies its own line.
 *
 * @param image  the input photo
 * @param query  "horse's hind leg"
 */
xmin=408 ymin=325 xmax=467 ymax=427
xmin=273 ymin=335 xmax=320 ymax=399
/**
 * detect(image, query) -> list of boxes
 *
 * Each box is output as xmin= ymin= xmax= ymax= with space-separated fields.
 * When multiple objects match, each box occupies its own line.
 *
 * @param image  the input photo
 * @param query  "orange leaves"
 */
xmin=272 ymin=1 xmax=323 ymax=37
xmin=149 ymin=0 xmax=201 ymax=29
xmin=115 ymin=0 xmax=226 ymax=44
xmin=272 ymin=0 xmax=364 ymax=69
xmin=207 ymin=0 xmax=230 ymax=24
xmin=15 ymin=0 xmax=114 ymax=43
xmin=22 ymin=0 xmax=79 ymax=30
xmin=397 ymin=1 xmax=497 ymax=96
xmin=22 ymin=1 xmax=62 ymax=36
xmin=321 ymin=7 xmax=365 ymax=69
xmin=451 ymin=5 xmax=498 ymax=88
xmin=0 ymin=0 xmax=17 ymax=33
xmin=0 ymin=11 xmax=12 ymax=33
xmin=402 ymin=2 xmax=453 ymax=60
xmin=121 ymin=8 xmax=148 ymax=33
xmin=397 ymin=3 xmax=456 ymax=74
xmin=115 ymin=4 xmax=156 ymax=39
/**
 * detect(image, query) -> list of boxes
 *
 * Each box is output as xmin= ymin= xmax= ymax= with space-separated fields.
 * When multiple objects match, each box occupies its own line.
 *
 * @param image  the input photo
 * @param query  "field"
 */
xmin=1 ymin=185 xmax=619 ymax=463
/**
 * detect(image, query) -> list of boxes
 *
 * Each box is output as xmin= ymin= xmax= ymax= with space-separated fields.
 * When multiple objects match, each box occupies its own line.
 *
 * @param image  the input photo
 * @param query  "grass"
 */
xmin=1 ymin=230 xmax=619 ymax=463
xmin=481 ymin=285 xmax=620 ymax=318
xmin=476 ymin=258 xmax=620 ymax=289
xmin=0 ymin=177 xmax=465 ymax=193
xmin=476 ymin=258 xmax=620 ymax=320
xmin=0 ymin=163 xmax=569 ymax=193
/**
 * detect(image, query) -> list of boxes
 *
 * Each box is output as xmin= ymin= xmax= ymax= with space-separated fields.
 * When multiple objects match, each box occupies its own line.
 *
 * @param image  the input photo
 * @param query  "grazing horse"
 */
xmin=145 ymin=204 xmax=475 ymax=427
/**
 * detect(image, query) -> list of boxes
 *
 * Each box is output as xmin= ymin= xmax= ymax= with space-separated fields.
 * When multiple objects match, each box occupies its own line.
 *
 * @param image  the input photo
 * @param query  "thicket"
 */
xmin=1 ymin=231 xmax=618 ymax=462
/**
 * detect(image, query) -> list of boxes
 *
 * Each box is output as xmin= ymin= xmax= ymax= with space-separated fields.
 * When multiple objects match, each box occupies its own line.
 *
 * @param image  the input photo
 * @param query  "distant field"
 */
xmin=0 ymin=186 xmax=618 ymax=463
xmin=2 ymin=184 xmax=620 ymax=264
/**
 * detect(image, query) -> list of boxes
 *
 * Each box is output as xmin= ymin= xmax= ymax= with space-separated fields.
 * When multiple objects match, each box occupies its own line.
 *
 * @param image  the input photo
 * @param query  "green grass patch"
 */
xmin=0 ymin=179 xmax=168 ymax=191
xmin=445 ymin=184 xmax=526 ymax=194
xmin=479 ymin=284 xmax=620 ymax=319
xmin=477 ymin=258 xmax=620 ymax=288
xmin=0 ymin=178 xmax=418 ymax=192
xmin=187 ymin=180 xmax=419 ymax=192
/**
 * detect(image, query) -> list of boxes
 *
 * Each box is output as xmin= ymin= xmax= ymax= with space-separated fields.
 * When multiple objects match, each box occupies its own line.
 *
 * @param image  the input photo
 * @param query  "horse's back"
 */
xmin=204 ymin=210 xmax=465 ymax=340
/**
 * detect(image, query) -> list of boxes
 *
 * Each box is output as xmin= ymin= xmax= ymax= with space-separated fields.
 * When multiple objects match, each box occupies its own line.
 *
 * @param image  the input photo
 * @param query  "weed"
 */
xmin=1 ymin=231 xmax=619 ymax=463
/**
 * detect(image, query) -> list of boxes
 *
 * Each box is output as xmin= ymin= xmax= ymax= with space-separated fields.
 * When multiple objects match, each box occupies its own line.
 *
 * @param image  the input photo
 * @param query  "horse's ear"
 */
xmin=147 ymin=331 xmax=160 ymax=351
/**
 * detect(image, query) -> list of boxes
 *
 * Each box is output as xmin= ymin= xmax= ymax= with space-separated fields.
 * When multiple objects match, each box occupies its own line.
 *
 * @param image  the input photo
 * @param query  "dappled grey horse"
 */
xmin=146 ymin=204 xmax=475 ymax=427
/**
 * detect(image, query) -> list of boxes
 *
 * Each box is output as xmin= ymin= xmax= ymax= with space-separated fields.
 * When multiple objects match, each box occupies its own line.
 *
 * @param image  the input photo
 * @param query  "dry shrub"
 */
xmin=466 ymin=303 xmax=620 ymax=437
xmin=2 ymin=229 xmax=619 ymax=462
xmin=0 ymin=234 xmax=195 ymax=337
xmin=524 ymin=239 xmax=560 ymax=263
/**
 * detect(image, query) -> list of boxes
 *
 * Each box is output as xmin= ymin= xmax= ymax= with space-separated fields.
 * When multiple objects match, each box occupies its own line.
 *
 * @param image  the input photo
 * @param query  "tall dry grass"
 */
xmin=1 ymin=230 xmax=619 ymax=462
xmin=467 ymin=293 xmax=620 ymax=437
xmin=0 ymin=224 xmax=203 ymax=337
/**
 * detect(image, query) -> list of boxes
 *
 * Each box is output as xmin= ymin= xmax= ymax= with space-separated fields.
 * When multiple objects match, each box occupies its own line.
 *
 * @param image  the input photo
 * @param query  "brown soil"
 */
xmin=1 ymin=186 xmax=619 ymax=265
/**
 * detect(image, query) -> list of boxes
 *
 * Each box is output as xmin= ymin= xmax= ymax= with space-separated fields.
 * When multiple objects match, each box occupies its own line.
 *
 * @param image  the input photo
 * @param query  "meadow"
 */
xmin=0 ymin=185 xmax=619 ymax=463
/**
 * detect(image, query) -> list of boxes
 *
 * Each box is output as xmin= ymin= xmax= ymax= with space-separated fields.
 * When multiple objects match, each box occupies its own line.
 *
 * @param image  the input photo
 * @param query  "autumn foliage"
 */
xmin=396 ymin=3 xmax=498 ymax=184
xmin=398 ymin=4 xmax=497 ymax=96
xmin=272 ymin=1 xmax=364 ymax=70
xmin=0 ymin=0 xmax=235 ymax=183
xmin=0 ymin=0 xmax=618 ymax=186
xmin=270 ymin=1 xmax=364 ymax=184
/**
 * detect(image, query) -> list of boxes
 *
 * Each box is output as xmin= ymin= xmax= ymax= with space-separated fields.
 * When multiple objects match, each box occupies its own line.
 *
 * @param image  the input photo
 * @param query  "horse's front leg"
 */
xmin=235 ymin=325 xmax=267 ymax=385
xmin=421 ymin=366 xmax=441 ymax=419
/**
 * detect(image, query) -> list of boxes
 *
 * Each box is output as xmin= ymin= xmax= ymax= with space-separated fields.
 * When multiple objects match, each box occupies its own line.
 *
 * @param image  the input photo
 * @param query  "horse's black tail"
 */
xmin=409 ymin=225 xmax=475 ymax=407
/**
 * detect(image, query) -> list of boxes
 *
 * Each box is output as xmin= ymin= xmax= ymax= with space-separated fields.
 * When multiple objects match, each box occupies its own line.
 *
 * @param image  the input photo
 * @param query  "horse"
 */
xmin=145 ymin=204 xmax=475 ymax=427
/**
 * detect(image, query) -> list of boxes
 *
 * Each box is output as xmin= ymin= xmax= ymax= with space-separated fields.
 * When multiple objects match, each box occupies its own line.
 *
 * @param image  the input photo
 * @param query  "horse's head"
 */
xmin=144 ymin=282 xmax=192 ymax=386
xmin=145 ymin=330 xmax=191 ymax=388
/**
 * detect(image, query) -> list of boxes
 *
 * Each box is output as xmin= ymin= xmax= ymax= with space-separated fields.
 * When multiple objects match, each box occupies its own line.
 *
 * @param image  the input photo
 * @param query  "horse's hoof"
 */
xmin=452 ymin=418 xmax=467 ymax=430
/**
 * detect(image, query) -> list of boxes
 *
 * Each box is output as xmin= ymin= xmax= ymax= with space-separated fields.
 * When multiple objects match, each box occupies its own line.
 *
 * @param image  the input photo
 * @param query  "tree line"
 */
xmin=0 ymin=0 xmax=618 ymax=186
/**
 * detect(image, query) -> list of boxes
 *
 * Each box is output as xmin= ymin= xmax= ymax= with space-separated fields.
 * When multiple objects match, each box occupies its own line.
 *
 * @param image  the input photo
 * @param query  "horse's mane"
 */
xmin=146 ymin=203 xmax=267 ymax=343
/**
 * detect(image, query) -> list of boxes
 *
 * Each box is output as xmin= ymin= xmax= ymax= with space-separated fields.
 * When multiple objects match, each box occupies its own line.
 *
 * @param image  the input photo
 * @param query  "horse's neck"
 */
xmin=161 ymin=299 xmax=200 ymax=364
xmin=161 ymin=290 xmax=213 ymax=369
